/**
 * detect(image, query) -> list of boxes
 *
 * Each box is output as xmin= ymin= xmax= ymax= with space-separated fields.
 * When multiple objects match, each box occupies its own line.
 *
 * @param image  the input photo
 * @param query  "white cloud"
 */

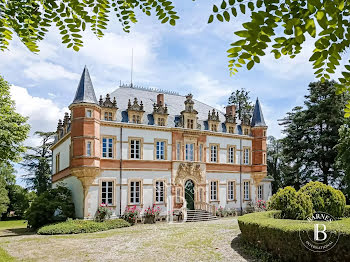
xmin=80 ymin=32 xmax=158 ymax=74
xmin=24 ymin=62 xmax=80 ymax=81
xmin=10 ymin=85 xmax=68 ymax=147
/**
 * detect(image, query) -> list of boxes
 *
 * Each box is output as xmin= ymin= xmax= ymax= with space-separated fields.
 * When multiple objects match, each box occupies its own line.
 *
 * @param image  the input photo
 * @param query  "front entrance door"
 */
xmin=185 ymin=179 xmax=195 ymax=210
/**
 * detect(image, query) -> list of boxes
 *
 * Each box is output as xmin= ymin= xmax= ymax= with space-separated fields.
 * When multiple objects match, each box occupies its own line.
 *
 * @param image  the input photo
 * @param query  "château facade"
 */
xmin=51 ymin=67 xmax=272 ymax=219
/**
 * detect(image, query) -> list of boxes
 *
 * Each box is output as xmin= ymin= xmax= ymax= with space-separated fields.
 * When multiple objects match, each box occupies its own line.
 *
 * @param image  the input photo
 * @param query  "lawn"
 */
xmin=0 ymin=220 xmax=27 ymax=230
xmin=0 ymin=218 xmax=249 ymax=262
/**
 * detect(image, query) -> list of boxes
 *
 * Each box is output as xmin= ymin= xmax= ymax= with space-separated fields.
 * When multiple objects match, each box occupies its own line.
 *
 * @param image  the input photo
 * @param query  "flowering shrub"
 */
xmin=216 ymin=206 xmax=225 ymax=217
xmin=256 ymin=200 xmax=267 ymax=211
xmin=95 ymin=203 xmax=112 ymax=222
xmin=122 ymin=205 xmax=140 ymax=225
xmin=144 ymin=205 xmax=161 ymax=218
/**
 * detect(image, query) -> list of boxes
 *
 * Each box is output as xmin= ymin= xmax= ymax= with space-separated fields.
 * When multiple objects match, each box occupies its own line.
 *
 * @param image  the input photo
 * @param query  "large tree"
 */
xmin=22 ymin=131 xmax=55 ymax=195
xmin=337 ymin=120 xmax=350 ymax=201
xmin=280 ymin=80 xmax=347 ymax=188
xmin=3 ymin=1 xmax=350 ymax=104
xmin=0 ymin=76 xmax=30 ymax=165
xmin=228 ymin=88 xmax=253 ymax=121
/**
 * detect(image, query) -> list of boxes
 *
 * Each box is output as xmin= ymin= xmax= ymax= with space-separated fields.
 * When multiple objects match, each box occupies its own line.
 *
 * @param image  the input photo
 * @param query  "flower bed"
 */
xmin=37 ymin=218 xmax=130 ymax=235
xmin=238 ymin=211 xmax=350 ymax=262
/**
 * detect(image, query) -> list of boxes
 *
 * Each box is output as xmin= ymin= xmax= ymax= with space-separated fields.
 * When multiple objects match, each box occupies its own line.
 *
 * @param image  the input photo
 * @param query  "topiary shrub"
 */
xmin=25 ymin=185 xmax=75 ymax=229
xmin=268 ymin=186 xmax=313 ymax=220
xmin=344 ymin=205 xmax=350 ymax=218
xmin=299 ymin=181 xmax=346 ymax=217
xmin=37 ymin=218 xmax=130 ymax=235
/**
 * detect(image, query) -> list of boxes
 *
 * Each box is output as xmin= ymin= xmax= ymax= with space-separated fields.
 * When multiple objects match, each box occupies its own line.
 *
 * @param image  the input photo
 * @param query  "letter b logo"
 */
xmin=314 ymin=224 xmax=327 ymax=241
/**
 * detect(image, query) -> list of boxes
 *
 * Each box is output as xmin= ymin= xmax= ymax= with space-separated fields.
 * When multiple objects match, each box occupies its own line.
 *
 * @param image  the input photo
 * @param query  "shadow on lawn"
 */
xmin=231 ymin=234 xmax=257 ymax=262
xmin=0 ymin=228 xmax=36 ymax=238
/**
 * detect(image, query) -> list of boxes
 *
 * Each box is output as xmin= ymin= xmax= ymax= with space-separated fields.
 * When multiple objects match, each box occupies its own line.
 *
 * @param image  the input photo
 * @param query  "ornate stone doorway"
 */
xmin=184 ymin=179 xmax=195 ymax=210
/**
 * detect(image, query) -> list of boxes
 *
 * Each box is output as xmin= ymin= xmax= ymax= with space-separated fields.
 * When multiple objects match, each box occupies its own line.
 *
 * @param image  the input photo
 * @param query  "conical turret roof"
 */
xmin=72 ymin=66 xmax=98 ymax=105
xmin=251 ymin=98 xmax=266 ymax=127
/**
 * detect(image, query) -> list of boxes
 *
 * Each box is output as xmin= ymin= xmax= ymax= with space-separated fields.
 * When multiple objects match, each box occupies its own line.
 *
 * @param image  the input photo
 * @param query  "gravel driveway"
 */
xmin=0 ymin=218 xmax=254 ymax=262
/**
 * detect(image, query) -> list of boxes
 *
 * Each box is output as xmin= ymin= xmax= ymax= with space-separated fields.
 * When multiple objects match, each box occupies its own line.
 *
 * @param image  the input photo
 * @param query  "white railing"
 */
xmin=194 ymin=201 xmax=216 ymax=216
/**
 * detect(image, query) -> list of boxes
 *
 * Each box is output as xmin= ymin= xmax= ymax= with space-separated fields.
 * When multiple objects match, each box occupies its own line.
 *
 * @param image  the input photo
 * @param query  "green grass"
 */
xmin=0 ymin=220 xmax=27 ymax=230
xmin=0 ymin=247 xmax=15 ymax=262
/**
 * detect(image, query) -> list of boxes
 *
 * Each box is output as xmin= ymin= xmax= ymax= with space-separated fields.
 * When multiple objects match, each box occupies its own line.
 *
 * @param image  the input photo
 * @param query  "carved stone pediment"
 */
xmin=174 ymin=162 xmax=204 ymax=185
xmin=128 ymin=98 xmax=144 ymax=112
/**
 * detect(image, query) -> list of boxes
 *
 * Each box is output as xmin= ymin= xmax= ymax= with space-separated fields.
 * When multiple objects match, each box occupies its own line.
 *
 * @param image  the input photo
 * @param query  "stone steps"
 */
xmin=185 ymin=209 xmax=218 ymax=222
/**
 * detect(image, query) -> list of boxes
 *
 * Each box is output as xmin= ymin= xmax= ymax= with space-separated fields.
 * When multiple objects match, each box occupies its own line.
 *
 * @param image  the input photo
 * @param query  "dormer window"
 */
xmin=187 ymin=119 xmax=194 ymax=129
xmin=132 ymin=115 xmax=141 ymax=124
xmin=228 ymin=126 xmax=235 ymax=133
xmin=158 ymin=118 xmax=165 ymax=126
xmin=104 ymin=111 xmax=113 ymax=121
xmin=211 ymin=124 xmax=218 ymax=132
xmin=244 ymin=128 xmax=249 ymax=135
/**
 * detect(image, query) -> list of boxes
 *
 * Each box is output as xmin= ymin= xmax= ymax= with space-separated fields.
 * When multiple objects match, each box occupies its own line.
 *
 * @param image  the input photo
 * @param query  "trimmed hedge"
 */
xmin=268 ymin=186 xmax=313 ymax=220
xmin=37 ymin=219 xmax=130 ymax=235
xmin=238 ymin=211 xmax=350 ymax=262
xmin=299 ymin=181 xmax=346 ymax=218
xmin=344 ymin=205 xmax=350 ymax=218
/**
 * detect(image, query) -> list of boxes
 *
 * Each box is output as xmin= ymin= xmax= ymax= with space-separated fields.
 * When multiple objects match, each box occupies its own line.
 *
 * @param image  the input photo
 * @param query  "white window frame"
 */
xmin=244 ymin=181 xmax=250 ymax=200
xmin=102 ymin=137 xmax=113 ymax=158
xmin=130 ymin=139 xmax=141 ymax=159
xmin=199 ymin=144 xmax=203 ymax=162
xmin=228 ymin=146 xmax=235 ymax=164
xmin=176 ymin=188 xmax=181 ymax=203
xmin=210 ymin=181 xmax=218 ymax=201
xmin=101 ymin=181 xmax=113 ymax=205
xmin=210 ymin=145 xmax=218 ymax=163
xmin=86 ymin=109 xmax=92 ymax=118
xmin=228 ymin=181 xmax=235 ymax=201
xmin=176 ymin=142 xmax=181 ymax=160
xmin=86 ymin=141 xmax=92 ymax=156
xmin=185 ymin=143 xmax=194 ymax=161
xmin=156 ymin=141 xmax=165 ymax=160
xmin=130 ymin=181 xmax=141 ymax=204
xmin=155 ymin=181 xmax=165 ymax=203
xmin=244 ymin=148 xmax=250 ymax=165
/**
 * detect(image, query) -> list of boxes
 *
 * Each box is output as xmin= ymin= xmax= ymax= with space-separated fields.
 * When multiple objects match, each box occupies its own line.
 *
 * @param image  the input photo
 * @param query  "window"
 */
xmin=228 ymin=146 xmax=235 ymax=164
xmin=130 ymin=181 xmax=141 ymax=204
xmin=258 ymin=185 xmax=264 ymax=200
xmin=211 ymin=124 xmax=217 ymax=132
xmin=228 ymin=126 xmax=235 ymax=134
xmin=210 ymin=145 xmax=218 ymax=162
xmin=86 ymin=141 xmax=92 ymax=156
xmin=102 ymin=138 xmax=113 ymax=158
xmin=155 ymin=181 xmax=165 ymax=203
xmin=158 ymin=118 xmax=165 ymax=126
xmin=156 ymin=141 xmax=165 ymax=160
xmin=263 ymin=153 xmax=266 ymax=165
xmin=86 ymin=109 xmax=92 ymax=118
xmin=227 ymin=181 xmax=235 ymax=201
xmin=185 ymin=143 xmax=194 ymax=161
xmin=243 ymin=148 xmax=250 ymax=165
xmin=263 ymin=130 xmax=267 ymax=137
xmin=199 ymin=144 xmax=203 ymax=162
xmin=244 ymin=181 xmax=250 ymax=200
xmin=176 ymin=188 xmax=181 ymax=203
xmin=101 ymin=181 xmax=113 ymax=205
xmin=130 ymin=139 xmax=141 ymax=159
xmin=176 ymin=142 xmax=181 ymax=160
xmin=132 ymin=115 xmax=141 ymax=124
xmin=210 ymin=181 xmax=218 ymax=201
xmin=55 ymin=153 xmax=60 ymax=173
xmin=187 ymin=119 xmax=194 ymax=129
xmin=244 ymin=128 xmax=249 ymax=135
xmin=104 ymin=112 xmax=113 ymax=121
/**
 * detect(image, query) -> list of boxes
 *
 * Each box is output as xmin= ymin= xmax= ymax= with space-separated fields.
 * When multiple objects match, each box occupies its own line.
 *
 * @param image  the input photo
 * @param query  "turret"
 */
xmin=251 ymin=98 xmax=267 ymax=168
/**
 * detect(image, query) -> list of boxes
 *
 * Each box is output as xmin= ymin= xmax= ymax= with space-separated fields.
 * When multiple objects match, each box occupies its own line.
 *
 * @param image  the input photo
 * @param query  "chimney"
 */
xmin=157 ymin=94 xmax=164 ymax=106
xmin=226 ymin=105 xmax=236 ymax=116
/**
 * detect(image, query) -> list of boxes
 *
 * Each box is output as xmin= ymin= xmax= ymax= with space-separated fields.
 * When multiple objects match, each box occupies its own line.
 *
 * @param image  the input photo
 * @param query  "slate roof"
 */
xmin=251 ymin=98 xmax=266 ymax=127
xmin=72 ymin=66 xmax=98 ymax=105
xmin=110 ymin=85 xmax=237 ymax=132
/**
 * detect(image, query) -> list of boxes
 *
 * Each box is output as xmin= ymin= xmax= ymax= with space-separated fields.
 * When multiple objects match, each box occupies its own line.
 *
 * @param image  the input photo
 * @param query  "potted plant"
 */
xmin=144 ymin=205 xmax=161 ymax=224
xmin=122 ymin=205 xmax=140 ymax=225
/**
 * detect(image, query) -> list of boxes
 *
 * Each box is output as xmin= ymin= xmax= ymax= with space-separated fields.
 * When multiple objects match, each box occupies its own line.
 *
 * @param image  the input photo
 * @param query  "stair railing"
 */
xmin=194 ymin=201 xmax=216 ymax=216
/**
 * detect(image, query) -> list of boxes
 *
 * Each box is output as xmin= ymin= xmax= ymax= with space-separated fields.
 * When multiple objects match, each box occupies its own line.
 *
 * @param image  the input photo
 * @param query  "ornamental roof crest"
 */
xmin=127 ymin=97 xmax=144 ymax=112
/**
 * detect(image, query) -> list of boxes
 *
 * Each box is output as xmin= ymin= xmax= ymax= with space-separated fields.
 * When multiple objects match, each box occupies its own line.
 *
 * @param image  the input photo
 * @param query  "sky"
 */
xmin=0 ymin=1 xmax=321 ymax=183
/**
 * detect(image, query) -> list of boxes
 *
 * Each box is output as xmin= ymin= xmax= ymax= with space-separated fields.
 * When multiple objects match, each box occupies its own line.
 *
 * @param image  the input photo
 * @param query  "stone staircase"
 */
xmin=185 ymin=209 xmax=218 ymax=222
